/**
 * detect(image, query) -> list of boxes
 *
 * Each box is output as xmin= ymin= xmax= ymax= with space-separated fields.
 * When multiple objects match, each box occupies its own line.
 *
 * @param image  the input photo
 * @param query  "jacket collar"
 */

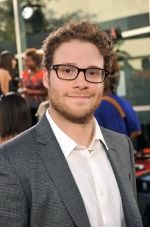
xmin=36 ymin=115 xmax=91 ymax=227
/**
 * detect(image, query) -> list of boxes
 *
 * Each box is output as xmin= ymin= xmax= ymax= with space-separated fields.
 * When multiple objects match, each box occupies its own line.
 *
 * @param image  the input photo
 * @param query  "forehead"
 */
xmin=24 ymin=55 xmax=31 ymax=60
xmin=53 ymin=39 xmax=104 ymax=67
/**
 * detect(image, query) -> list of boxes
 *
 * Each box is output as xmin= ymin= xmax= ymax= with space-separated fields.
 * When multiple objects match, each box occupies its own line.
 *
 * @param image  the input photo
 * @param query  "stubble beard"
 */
xmin=49 ymin=90 xmax=99 ymax=125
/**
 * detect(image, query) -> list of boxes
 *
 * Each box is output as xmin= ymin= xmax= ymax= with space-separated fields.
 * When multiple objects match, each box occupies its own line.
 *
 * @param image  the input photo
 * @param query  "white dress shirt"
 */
xmin=46 ymin=110 xmax=124 ymax=227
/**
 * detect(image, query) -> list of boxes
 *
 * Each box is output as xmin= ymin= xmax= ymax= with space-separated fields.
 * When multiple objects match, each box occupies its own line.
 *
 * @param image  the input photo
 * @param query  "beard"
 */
xmin=48 ymin=87 xmax=100 ymax=124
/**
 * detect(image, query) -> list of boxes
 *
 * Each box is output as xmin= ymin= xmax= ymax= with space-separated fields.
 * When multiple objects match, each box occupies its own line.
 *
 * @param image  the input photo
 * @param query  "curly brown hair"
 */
xmin=42 ymin=20 xmax=113 ymax=73
xmin=104 ymin=56 xmax=120 ymax=93
xmin=25 ymin=48 xmax=42 ymax=66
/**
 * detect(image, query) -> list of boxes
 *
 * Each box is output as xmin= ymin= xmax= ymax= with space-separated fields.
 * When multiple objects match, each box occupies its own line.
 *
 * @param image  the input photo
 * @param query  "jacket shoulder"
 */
xmin=0 ymin=125 xmax=37 ymax=158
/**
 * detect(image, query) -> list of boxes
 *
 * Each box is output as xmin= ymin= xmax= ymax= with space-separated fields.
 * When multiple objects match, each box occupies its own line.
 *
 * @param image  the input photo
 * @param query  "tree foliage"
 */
xmin=0 ymin=1 xmax=15 ymax=42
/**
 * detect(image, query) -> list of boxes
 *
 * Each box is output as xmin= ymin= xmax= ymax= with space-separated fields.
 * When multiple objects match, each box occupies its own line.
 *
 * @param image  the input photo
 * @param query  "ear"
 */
xmin=43 ymin=69 xmax=49 ymax=89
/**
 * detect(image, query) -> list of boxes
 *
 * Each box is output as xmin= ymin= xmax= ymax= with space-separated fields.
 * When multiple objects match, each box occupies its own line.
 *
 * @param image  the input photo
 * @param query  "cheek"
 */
xmin=95 ymin=84 xmax=104 ymax=97
xmin=94 ymin=85 xmax=104 ymax=107
xmin=47 ymin=76 xmax=63 ymax=99
xmin=49 ymin=75 xmax=69 ymax=95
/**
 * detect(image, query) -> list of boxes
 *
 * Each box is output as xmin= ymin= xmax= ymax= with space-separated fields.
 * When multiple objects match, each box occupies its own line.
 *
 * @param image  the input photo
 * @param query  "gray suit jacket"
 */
xmin=0 ymin=115 xmax=143 ymax=227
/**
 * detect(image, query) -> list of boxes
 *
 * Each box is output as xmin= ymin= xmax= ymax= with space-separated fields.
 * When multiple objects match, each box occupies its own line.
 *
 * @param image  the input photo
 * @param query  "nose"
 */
xmin=73 ymin=71 xmax=88 ymax=88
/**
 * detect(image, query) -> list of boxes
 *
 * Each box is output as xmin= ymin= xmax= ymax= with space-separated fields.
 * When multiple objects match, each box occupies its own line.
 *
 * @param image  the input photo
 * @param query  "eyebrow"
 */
xmin=55 ymin=63 xmax=104 ymax=68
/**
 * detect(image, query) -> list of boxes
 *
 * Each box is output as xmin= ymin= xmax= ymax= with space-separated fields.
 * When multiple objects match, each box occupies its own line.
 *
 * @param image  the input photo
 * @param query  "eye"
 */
xmin=87 ymin=68 xmax=101 ymax=76
xmin=59 ymin=65 xmax=75 ymax=74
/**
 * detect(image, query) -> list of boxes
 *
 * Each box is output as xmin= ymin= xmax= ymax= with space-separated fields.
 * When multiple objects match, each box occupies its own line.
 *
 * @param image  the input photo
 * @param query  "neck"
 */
xmin=49 ymin=109 xmax=95 ymax=148
xmin=29 ymin=67 xmax=39 ymax=74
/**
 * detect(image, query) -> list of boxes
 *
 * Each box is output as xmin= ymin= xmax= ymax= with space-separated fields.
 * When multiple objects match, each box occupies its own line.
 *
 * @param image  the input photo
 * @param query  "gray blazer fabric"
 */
xmin=0 ymin=115 xmax=143 ymax=227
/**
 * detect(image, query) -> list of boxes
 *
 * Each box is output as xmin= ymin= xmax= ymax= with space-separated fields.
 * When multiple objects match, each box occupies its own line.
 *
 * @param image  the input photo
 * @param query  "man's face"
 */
xmin=43 ymin=39 xmax=104 ymax=124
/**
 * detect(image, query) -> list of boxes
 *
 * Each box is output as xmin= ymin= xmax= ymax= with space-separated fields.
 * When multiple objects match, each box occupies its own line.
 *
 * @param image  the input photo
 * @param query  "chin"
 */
xmin=50 ymin=99 xmax=96 ymax=124
xmin=59 ymin=108 xmax=94 ymax=124
xmin=64 ymin=114 xmax=92 ymax=124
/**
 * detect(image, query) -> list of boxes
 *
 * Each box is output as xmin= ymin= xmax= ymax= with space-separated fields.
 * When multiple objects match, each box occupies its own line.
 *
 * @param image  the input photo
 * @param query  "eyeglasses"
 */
xmin=50 ymin=64 xmax=109 ymax=83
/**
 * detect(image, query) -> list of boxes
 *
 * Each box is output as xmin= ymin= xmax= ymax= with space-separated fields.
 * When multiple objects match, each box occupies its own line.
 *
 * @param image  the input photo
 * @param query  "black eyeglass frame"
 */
xmin=50 ymin=64 xmax=110 ymax=83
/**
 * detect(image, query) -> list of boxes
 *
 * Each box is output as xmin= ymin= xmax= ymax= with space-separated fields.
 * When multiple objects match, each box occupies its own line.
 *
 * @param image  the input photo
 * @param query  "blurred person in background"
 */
xmin=95 ymin=56 xmax=141 ymax=144
xmin=19 ymin=48 xmax=47 ymax=125
xmin=0 ymin=92 xmax=32 ymax=144
xmin=36 ymin=100 xmax=49 ymax=121
xmin=0 ymin=50 xmax=17 ymax=95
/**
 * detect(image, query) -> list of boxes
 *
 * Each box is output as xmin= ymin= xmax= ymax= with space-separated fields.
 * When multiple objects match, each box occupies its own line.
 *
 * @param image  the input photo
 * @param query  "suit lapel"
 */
xmin=101 ymin=127 xmax=142 ymax=227
xmin=101 ymin=127 xmax=132 ymax=191
xmin=35 ymin=115 xmax=91 ymax=227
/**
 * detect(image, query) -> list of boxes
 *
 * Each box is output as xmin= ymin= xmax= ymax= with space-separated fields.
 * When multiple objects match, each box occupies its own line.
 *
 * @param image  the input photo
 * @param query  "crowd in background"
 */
xmin=0 ymin=48 xmax=48 ymax=143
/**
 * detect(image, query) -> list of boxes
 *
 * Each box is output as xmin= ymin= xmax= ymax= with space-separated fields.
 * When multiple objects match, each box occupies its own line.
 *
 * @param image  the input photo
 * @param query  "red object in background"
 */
xmin=136 ymin=159 xmax=150 ymax=177
xmin=143 ymin=148 xmax=150 ymax=154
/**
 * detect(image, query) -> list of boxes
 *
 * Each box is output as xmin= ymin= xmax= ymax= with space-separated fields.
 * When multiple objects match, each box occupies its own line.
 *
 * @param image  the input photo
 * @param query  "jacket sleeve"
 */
xmin=0 ymin=151 xmax=29 ymax=227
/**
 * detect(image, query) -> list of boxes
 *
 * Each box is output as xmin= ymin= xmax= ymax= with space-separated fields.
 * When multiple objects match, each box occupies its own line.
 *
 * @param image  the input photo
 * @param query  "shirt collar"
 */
xmin=93 ymin=118 xmax=108 ymax=150
xmin=46 ymin=110 xmax=77 ymax=158
xmin=46 ymin=110 xmax=108 ymax=159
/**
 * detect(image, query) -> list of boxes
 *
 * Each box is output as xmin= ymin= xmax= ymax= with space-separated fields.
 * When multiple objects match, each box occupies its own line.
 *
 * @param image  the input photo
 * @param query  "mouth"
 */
xmin=68 ymin=93 xmax=91 ymax=98
xmin=67 ymin=95 xmax=91 ymax=105
xmin=69 ymin=95 xmax=90 ymax=98
xmin=68 ymin=95 xmax=91 ymax=100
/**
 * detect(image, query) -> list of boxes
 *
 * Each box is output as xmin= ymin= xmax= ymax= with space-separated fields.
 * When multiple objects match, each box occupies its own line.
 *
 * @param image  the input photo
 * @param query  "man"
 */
xmin=0 ymin=21 xmax=143 ymax=227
